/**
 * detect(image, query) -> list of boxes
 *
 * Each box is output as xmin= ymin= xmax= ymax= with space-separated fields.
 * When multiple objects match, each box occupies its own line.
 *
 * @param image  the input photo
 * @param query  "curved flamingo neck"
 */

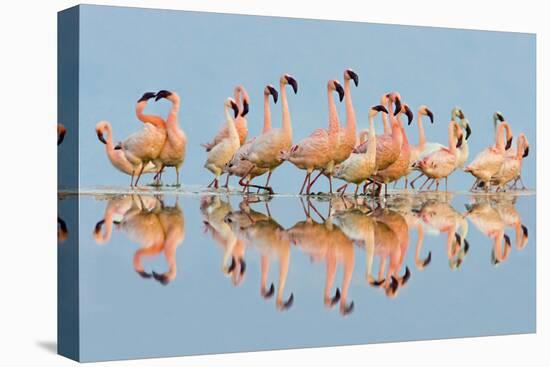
xmin=417 ymin=112 xmax=426 ymax=148
xmin=102 ymin=123 xmax=114 ymax=149
xmin=263 ymin=93 xmax=271 ymax=133
xmin=135 ymin=101 xmax=166 ymax=129
xmin=167 ymin=94 xmax=181 ymax=126
xmin=447 ymin=121 xmax=459 ymax=154
xmin=495 ymin=122 xmax=510 ymax=152
xmin=327 ymin=85 xmax=339 ymax=136
xmin=224 ymin=104 xmax=238 ymax=137
xmin=516 ymin=136 xmax=525 ymax=160
xmin=344 ymin=78 xmax=356 ymax=139
xmin=382 ymin=99 xmax=391 ymax=134
xmin=280 ymin=81 xmax=292 ymax=135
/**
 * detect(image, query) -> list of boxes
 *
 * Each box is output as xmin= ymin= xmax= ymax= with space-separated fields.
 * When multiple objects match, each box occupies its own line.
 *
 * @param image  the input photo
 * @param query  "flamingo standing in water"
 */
xmin=414 ymin=120 xmax=464 ymax=191
xmin=354 ymin=93 xmax=403 ymax=191
xmin=225 ymin=85 xmax=278 ymax=190
xmin=490 ymin=133 xmax=529 ymax=191
xmin=280 ymin=79 xmax=344 ymax=194
xmin=114 ymin=93 xmax=167 ymax=187
xmin=96 ymin=121 xmax=157 ymax=176
xmin=371 ymin=101 xmax=414 ymax=196
xmin=202 ymin=85 xmax=250 ymax=151
xmin=241 ymin=74 xmax=298 ymax=194
xmin=204 ymin=98 xmax=241 ymax=189
xmin=464 ymin=116 xmax=513 ymax=191
xmin=334 ymin=105 xmax=388 ymax=196
xmin=153 ymin=90 xmax=187 ymax=186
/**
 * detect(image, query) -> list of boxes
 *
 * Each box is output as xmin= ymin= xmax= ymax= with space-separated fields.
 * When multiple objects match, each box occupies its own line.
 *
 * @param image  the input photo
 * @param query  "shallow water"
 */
xmin=58 ymin=190 xmax=536 ymax=362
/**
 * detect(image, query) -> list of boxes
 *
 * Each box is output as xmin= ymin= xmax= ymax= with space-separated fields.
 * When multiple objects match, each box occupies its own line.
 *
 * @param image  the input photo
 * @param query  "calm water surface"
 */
xmin=58 ymin=189 xmax=536 ymax=362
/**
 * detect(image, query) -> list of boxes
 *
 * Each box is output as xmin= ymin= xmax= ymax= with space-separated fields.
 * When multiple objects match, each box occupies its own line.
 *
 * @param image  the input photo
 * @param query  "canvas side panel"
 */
xmin=57 ymin=5 xmax=80 ymax=362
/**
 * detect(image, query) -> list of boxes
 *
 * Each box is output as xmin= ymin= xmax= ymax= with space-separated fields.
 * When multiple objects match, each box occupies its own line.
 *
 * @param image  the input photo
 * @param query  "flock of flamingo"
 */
xmin=82 ymin=192 xmax=529 ymax=315
xmin=58 ymin=69 xmax=531 ymax=196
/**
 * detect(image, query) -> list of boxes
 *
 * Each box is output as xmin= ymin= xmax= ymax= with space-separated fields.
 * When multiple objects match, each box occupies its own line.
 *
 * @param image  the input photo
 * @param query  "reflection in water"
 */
xmin=89 ymin=192 xmax=530 ymax=314
xmin=93 ymin=195 xmax=185 ymax=284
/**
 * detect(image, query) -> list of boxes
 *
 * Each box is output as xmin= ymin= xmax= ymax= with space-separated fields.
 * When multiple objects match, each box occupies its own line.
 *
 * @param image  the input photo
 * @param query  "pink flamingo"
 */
xmin=204 ymin=98 xmax=241 ymax=189
xmin=241 ymin=74 xmax=298 ymax=194
xmin=415 ymin=120 xmax=464 ymax=191
xmin=114 ymin=93 xmax=167 ymax=187
xmin=224 ymin=85 xmax=278 ymax=190
xmin=371 ymin=101 xmax=414 ymax=196
xmin=202 ymin=85 xmax=250 ymax=151
xmin=334 ymin=105 xmax=388 ymax=196
xmin=153 ymin=90 xmax=187 ymax=186
xmin=279 ymin=79 xmax=344 ymax=194
xmin=354 ymin=92 xmax=403 ymax=173
xmin=490 ymin=133 xmax=529 ymax=191
xmin=464 ymin=119 xmax=513 ymax=191
xmin=96 ymin=121 xmax=157 ymax=176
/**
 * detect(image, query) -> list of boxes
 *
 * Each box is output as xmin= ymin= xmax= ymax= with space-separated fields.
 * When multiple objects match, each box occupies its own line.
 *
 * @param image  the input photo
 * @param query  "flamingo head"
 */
xmin=95 ymin=121 xmax=109 ymax=145
xmin=370 ymin=104 xmax=388 ymax=117
xmin=137 ymin=91 xmax=156 ymax=103
xmin=461 ymin=119 xmax=472 ymax=140
xmin=264 ymin=84 xmax=279 ymax=104
xmin=344 ymin=68 xmax=359 ymax=87
xmin=520 ymin=134 xmax=530 ymax=158
xmin=225 ymin=97 xmax=240 ymax=118
xmin=155 ymin=89 xmax=174 ymax=102
xmin=235 ymin=85 xmax=250 ymax=117
xmin=281 ymin=74 xmax=298 ymax=94
xmin=387 ymin=92 xmax=402 ymax=116
xmin=329 ymin=80 xmax=345 ymax=102
xmin=451 ymin=107 xmax=464 ymax=121
xmin=493 ymin=111 xmax=505 ymax=123
xmin=419 ymin=105 xmax=434 ymax=123
xmin=400 ymin=103 xmax=414 ymax=125
xmin=57 ymin=123 xmax=66 ymax=145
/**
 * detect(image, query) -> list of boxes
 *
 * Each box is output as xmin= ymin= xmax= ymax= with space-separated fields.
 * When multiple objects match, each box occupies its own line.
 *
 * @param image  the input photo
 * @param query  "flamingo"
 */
xmin=224 ymin=85 xmax=278 ymax=191
xmin=114 ymin=93 xmax=167 ymax=188
xmin=240 ymin=74 xmax=298 ymax=194
xmin=96 ymin=121 xmax=157 ymax=176
xmin=464 ymin=117 xmax=513 ymax=191
xmin=279 ymin=79 xmax=344 ymax=194
xmin=490 ymin=133 xmax=529 ymax=191
xmin=153 ymin=90 xmax=187 ymax=186
xmin=493 ymin=197 xmax=529 ymax=250
xmin=204 ymin=98 xmax=241 ymax=189
xmin=414 ymin=120 xmax=464 ymax=191
xmin=371 ymin=101 xmax=414 ymax=196
xmin=57 ymin=123 xmax=66 ymax=145
xmin=353 ymin=92 xmax=403 ymax=184
xmin=408 ymin=105 xmax=436 ymax=168
xmin=202 ymin=85 xmax=250 ymax=151
xmin=334 ymin=105 xmax=388 ymax=196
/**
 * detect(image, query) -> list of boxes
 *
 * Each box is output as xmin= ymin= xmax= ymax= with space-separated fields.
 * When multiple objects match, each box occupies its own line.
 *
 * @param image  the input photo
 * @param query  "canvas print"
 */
xmin=57 ymin=4 xmax=536 ymax=362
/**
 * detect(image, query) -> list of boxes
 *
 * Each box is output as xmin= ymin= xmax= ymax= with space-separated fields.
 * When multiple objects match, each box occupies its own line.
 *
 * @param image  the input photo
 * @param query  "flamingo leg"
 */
xmin=328 ymin=174 xmax=333 ymax=194
xmin=222 ymin=173 xmax=231 ymax=189
xmin=410 ymin=172 xmax=425 ymax=189
xmin=469 ymin=179 xmax=479 ymax=192
xmin=427 ymin=179 xmax=436 ymax=190
xmin=299 ymin=172 xmax=311 ymax=195
xmin=130 ymin=170 xmax=135 ymax=188
xmin=354 ymin=184 xmax=359 ymax=196
xmin=307 ymin=170 xmax=324 ymax=194
xmin=418 ymin=177 xmax=431 ymax=191
xmin=134 ymin=163 xmax=146 ymax=187
xmin=175 ymin=166 xmax=180 ymax=187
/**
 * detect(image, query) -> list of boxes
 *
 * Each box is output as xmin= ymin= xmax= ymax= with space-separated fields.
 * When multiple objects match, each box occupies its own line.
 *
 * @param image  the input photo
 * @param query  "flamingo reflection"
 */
xmin=224 ymin=198 xmax=294 ymax=311
xmin=286 ymin=199 xmax=355 ymax=315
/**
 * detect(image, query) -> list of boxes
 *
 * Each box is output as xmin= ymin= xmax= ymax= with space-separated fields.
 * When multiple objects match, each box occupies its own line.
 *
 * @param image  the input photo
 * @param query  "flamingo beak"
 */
xmin=138 ymin=91 xmax=157 ymax=103
xmin=405 ymin=105 xmax=414 ymax=125
xmin=286 ymin=75 xmax=298 ymax=94
xmin=155 ymin=90 xmax=172 ymax=101
xmin=465 ymin=123 xmax=472 ymax=140
xmin=426 ymin=109 xmax=434 ymax=123
xmin=230 ymin=100 xmax=239 ymax=118
xmin=505 ymin=136 xmax=513 ymax=150
xmin=523 ymin=145 xmax=530 ymax=158
xmin=341 ymin=301 xmax=355 ymax=316
xmin=456 ymin=135 xmax=463 ymax=148
xmin=495 ymin=112 xmax=505 ymax=122
xmin=280 ymin=293 xmax=294 ymax=310
xmin=458 ymin=109 xmax=465 ymax=119
xmin=334 ymin=82 xmax=345 ymax=102
xmin=94 ymin=219 xmax=105 ymax=234
xmin=96 ymin=130 xmax=107 ymax=145
xmin=267 ymin=85 xmax=279 ymax=104
xmin=347 ymin=69 xmax=359 ymax=87
xmin=58 ymin=130 xmax=66 ymax=146
xmin=239 ymin=259 xmax=246 ymax=275
xmin=136 ymin=270 xmax=152 ymax=279
xmin=330 ymin=288 xmax=341 ymax=306
xmin=241 ymin=100 xmax=249 ymax=117
xmin=152 ymin=271 xmax=170 ymax=285
xmin=373 ymin=105 xmax=388 ymax=114
xmin=262 ymin=283 xmax=275 ymax=299
xmin=393 ymin=96 xmax=402 ymax=116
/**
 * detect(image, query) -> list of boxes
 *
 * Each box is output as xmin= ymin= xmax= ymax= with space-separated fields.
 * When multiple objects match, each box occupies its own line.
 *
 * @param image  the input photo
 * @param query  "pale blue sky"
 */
xmin=77 ymin=5 xmax=536 ymax=193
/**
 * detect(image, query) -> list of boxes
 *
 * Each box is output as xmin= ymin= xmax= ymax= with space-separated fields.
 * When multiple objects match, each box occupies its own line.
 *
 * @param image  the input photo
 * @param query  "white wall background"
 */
xmin=0 ymin=0 xmax=547 ymax=366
